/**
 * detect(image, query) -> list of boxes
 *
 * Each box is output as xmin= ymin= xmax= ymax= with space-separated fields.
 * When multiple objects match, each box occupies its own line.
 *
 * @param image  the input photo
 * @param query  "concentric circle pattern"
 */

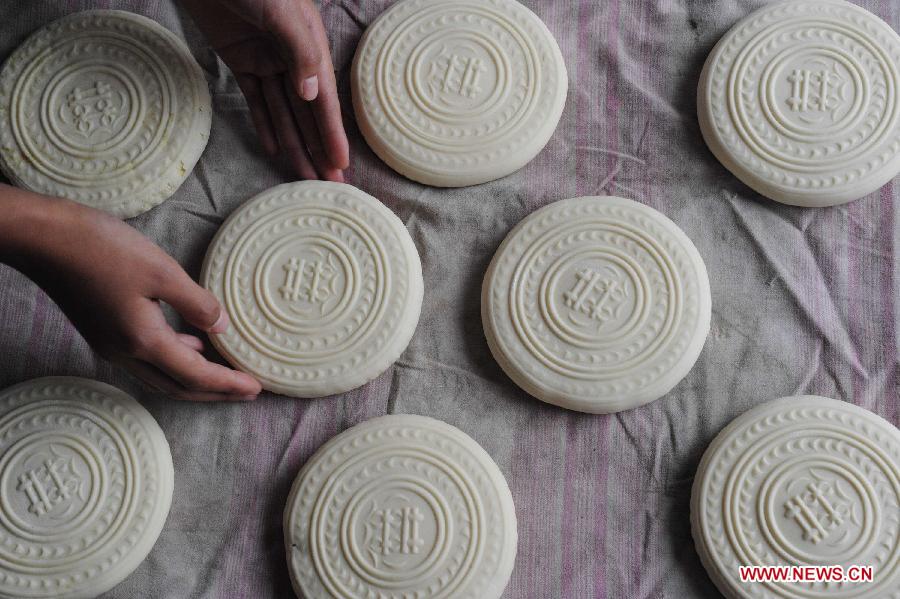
xmin=201 ymin=182 xmax=424 ymax=398
xmin=351 ymin=0 xmax=568 ymax=187
xmin=284 ymin=415 xmax=517 ymax=599
xmin=482 ymin=196 xmax=711 ymax=414
xmin=698 ymin=0 xmax=900 ymax=207
xmin=691 ymin=396 xmax=900 ymax=599
xmin=0 ymin=10 xmax=212 ymax=218
xmin=0 ymin=377 xmax=174 ymax=599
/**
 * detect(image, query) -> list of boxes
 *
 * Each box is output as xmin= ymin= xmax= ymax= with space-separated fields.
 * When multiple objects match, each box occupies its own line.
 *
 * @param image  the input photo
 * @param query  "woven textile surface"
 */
xmin=0 ymin=1 xmax=898 ymax=597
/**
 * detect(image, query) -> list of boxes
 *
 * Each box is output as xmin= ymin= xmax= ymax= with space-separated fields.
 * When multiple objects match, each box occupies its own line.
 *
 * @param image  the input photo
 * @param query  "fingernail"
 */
xmin=242 ymin=395 xmax=258 ymax=401
xmin=210 ymin=310 xmax=230 ymax=334
xmin=300 ymin=75 xmax=319 ymax=101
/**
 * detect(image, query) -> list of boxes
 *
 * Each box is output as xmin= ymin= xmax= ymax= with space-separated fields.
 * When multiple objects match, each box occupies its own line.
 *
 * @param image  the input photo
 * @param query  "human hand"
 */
xmin=183 ymin=0 xmax=350 ymax=182
xmin=0 ymin=186 xmax=261 ymax=401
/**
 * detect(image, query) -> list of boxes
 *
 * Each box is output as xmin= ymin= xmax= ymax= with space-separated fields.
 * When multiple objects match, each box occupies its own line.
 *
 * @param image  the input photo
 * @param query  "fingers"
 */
xmin=176 ymin=333 xmax=204 ymax=351
xmin=227 ymin=0 xmax=348 ymax=176
xmin=154 ymin=265 xmax=228 ymax=334
xmin=236 ymin=74 xmax=278 ymax=156
xmin=306 ymin=14 xmax=350 ymax=171
xmin=262 ymin=76 xmax=318 ymax=180
xmin=263 ymin=0 xmax=324 ymax=100
xmin=287 ymin=79 xmax=344 ymax=182
xmin=112 ymin=296 xmax=261 ymax=401
xmin=134 ymin=329 xmax=262 ymax=397
xmin=310 ymin=68 xmax=349 ymax=174
xmin=119 ymin=358 xmax=256 ymax=402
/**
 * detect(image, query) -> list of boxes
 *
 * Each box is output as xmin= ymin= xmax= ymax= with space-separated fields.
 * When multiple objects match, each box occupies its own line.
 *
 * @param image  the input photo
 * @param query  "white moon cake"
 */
xmin=691 ymin=396 xmax=900 ymax=598
xmin=0 ymin=10 xmax=212 ymax=218
xmin=284 ymin=414 xmax=517 ymax=599
xmin=0 ymin=377 xmax=174 ymax=599
xmin=698 ymin=0 xmax=900 ymax=207
xmin=201 ymin=182 xmax=423 ymax=398
xmin=482 ymin=196 xmax=711 ymax=414
xmin=351 ymin=0 xmax=568 ymax=187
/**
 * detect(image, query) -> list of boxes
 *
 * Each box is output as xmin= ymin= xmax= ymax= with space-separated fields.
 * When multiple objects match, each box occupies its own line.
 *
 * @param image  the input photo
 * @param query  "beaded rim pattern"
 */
xmin=352 ymin=0 xmax=568 ymax=187
xmin=0 ymin=377 xmax=173 ymax=599
xmin=0 ymin=10 xmax=211 ymax=218
xmin=284 ymin=414 xmax=517 ymax=599
xmin=201 ymin=182 xmax=424 ymax=398
xmin=698 ymin=0 xmax=900 ymax=207
xmin=482 ymin=196 xmax=711 ymax=414
xmin=691 ymin=396 xmax=900 ymax=599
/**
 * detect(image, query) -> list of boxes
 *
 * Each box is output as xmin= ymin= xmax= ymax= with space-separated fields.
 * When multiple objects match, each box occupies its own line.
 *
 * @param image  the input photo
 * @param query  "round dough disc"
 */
xmin=691 ymin=396 xmax=900 ymax=598
xmin=351 ymin=0 xmax=568 ymax=187
xmin=698 ymin=0 xmax=900 ymax=207
xmin=0 ymin=377 xmax=174 ymax=599
xmin=284 ymin=414 xmax=517 ymax=599
xmin=201 ymin=181 xmax=424 ymax=398
xmin=0 ymin=10 xmax=212 ymax=218
xmin=482 ymin=196 xmax=711 ymax=414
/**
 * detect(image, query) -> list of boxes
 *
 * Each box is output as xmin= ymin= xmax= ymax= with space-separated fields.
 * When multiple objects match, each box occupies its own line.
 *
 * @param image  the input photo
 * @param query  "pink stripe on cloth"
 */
xmin=553 ymin=0 xmax=619 ymax=593
xmin=631 ymin=0 xmax=659 ymax=591
xmin=558 ymin=414 xmax=580 ymax=599
xmin=879 ymin=183 xmax=897 ymax=423
xmin=846 ymin=192 xmax=875 ymax=411
xmin=25 ymin=290 xmax=48 ymax=373
xmin=595 ymin=0 xmax=621 ymax=597
xmin=880 ymin=0 xmax=899 ymax=428
xmin=217 ymin=402 xmax=280 ymax=599
xmin=591 ymin=417 xmax=612 ymax=599
xmin=58 ymin=318 xmax=77 ymax=372
xmin=216 ymin=400 xmax=316 ymax=598
xmin=216 ymin=378 xmax=384 ymax=598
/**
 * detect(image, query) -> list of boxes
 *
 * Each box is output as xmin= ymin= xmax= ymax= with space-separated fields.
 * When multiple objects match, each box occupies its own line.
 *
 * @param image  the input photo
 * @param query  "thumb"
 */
xmin=156 ymin=268 xmax=229 ymax=334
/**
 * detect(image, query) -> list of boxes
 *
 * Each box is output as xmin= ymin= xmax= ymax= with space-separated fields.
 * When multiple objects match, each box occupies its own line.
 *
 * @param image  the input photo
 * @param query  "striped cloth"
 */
xmin=0 ymin=1 xmax=897 ymax=597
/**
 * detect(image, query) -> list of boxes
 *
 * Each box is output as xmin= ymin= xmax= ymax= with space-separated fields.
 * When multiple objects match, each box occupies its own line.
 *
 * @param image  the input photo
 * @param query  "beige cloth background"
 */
xmin=0 ymin=0 xmax=898 ymax=597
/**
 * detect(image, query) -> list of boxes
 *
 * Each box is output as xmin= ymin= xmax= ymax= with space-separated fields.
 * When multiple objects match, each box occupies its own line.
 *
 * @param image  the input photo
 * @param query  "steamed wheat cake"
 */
xmin=351 ymin=0 xmax=568 ymax=187
xmin=0 ymin=10 xmax=211 ymax=218
xmin=482 ymin=196 xmax=711 ymax=414
xmin=0 ymin=377 xmax=174 ymax=599
xmin=691 ymin=396 xmax=900 ymax=599
xmin=201 ymin=182 xmax=423 ymax=398
xmin=284 ymin=414 xmax=517 ymax=599
xmin=698 ymin=0 xmax=900 ymax=207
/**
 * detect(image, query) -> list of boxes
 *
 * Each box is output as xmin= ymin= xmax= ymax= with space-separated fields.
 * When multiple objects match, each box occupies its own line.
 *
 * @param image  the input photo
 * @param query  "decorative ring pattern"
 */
xmin=0 ymin=377 xmax=173 ymax=599
xmin=352 ymin=0 xmax=568 ymax=187
xmin=201 ymin=182 xmax=424 ymax=398
xmin=284 ymin=415 xmax=517 ymax=599
xmin=698 ymin=0 xmax=900 ymax=207
xmin=691 ymin=396 xmax=900 ymax=599
xmin=482 ymin=196 xmax=711 ymax=414
xmin=0 ymin=10 xmax=212 ymax=218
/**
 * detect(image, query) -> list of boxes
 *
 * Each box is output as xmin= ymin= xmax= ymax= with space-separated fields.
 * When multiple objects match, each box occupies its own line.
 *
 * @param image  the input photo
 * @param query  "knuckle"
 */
xmin=197 ymin=300 xmax=220 ymax=327
xmin=299 ymin=48 xmax=323 ymax=73
xmin=121 ymin=330 xmax=156 ymax=357
xmin=149 ymin=259 xmax=178 ymax=287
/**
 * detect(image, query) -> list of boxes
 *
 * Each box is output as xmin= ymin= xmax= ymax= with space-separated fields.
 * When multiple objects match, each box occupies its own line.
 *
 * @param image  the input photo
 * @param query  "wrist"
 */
xmin=0 ymin=184 xmax=77 ymax=264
